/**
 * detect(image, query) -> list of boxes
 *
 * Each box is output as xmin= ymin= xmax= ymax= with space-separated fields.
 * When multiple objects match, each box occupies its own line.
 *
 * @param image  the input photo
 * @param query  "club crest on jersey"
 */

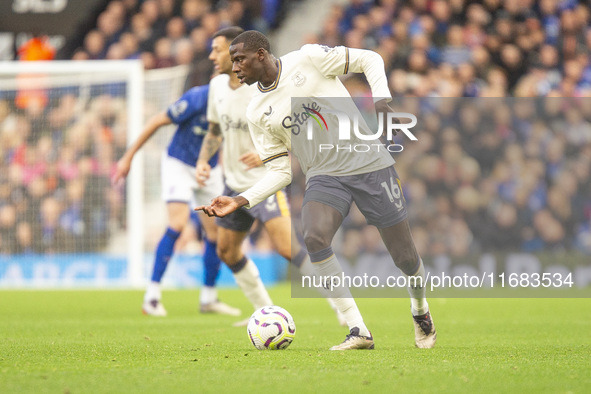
xmin=292 ymin=72 xmax=306 ymax=87
xmin=170 ymin=100 xmax=188 ymax=117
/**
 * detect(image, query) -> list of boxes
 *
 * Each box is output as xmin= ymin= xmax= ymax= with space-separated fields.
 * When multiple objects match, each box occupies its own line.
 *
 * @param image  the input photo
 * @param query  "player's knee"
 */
xmin=392 ymin=248 xmax=419 ymax=275
xmin=303 ymin=228 xmax=330 ymax=253
xmin=276 ymin=243 xmax=291 ymax=260
xmin=204 ymin=231 xmax=217 ymax=244
xmin=168 ymin=222 xmax=184 ymax=233
xmin=216 ymin=242 xmax=241 ymax=265
xmin=200 ymin=217 xmax=218 ymax=242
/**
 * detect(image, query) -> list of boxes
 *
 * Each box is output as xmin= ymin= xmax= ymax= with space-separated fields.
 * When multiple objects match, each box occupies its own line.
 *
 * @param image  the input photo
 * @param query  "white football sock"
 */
xmin=200 ymin=285 xmax=217 ymax=305
xmin=406 ymin=258 xmax=429 ymax=316
xmin=298 ymin=256 xmax=345 ymax=323
xmin=233 ymin=259 xmax=273 ymax=310
xmin=144 ymin=281 xmax=161 ymax=302
xmin=313 ymin=254 xmax=370 ymax=337
xmin=298 ymin=255 xmax=315 ymax=277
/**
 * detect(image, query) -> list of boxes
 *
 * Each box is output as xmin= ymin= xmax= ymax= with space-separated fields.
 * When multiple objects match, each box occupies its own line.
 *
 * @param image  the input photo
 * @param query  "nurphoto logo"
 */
xmin=307 ymin=107 xmax=418 ymax=141
xmin=288 ymin=100 xmax=418 ymax=153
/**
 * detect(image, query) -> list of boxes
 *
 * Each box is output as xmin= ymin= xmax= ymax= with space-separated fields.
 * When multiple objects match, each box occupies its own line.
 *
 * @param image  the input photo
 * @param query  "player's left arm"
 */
xmin=303 ymin=44 xmax=391 ymax=102
xmin=112 ymin=110 xmax=172 ymax=185
xmin=304 ymin=44 xmax=395 ymax=132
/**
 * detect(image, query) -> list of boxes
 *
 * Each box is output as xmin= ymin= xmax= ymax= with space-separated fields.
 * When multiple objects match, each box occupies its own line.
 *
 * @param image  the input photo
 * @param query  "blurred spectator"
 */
xmin=119 ymin=32 xmax=141 ymax=59
xmin=84 ymin=30 xmax=107 ymax=60
xmin=37 ymin=196 xmax=70 ymax=253
xmin=182 ymin=0 xmax=207 ymax=31
xmin=441 ymin=25 xmax=472 ymax=66
xmin=17 ymin=34 xmax=55 ymax=62
xmin=153 ymin=37 xmax=175 ymax=68
xmin=15 ymin=33 xmax=56 ymax=110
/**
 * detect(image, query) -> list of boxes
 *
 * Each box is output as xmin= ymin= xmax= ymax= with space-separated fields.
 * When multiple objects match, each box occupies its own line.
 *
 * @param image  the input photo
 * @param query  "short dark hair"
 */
xmin=231 ymin=30 xmax=270 ymax=52
xmin=212 ymin=26 xmax=245 ymax=42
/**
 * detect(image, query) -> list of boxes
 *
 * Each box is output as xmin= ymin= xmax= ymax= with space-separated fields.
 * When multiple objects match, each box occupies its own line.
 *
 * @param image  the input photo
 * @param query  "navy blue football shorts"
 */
xmin=302 ymin=166 xmax=408 ymax=228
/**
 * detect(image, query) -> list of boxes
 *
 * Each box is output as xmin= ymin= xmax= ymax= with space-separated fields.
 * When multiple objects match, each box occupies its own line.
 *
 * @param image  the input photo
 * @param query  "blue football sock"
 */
xmin=151 ymin=227 xmax=181 ymax=282
xmin=203 ymin=238 xmax=222 ymax=287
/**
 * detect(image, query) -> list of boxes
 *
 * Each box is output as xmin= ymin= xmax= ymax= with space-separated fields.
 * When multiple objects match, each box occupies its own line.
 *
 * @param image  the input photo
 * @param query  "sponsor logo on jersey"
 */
xmin=192 ymin=126 xmax=207 ymax=135
xmin=221 ymin=114 xmax=249 ymax=132
xmin=281 ymin=101 xmax=322 ymax=135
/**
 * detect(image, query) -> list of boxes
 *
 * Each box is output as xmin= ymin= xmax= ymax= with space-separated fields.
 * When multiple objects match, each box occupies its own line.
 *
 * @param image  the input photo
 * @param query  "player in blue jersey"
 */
xmin=113 ymin=83 xmax=240 ymax=317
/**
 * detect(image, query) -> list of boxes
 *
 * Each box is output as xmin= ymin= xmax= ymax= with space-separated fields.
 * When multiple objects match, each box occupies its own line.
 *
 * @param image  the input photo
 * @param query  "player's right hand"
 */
xmin=195 ymin=196 xmax=241 ymax=218
xmin=196 ymin=159 xmax=211 ymax=187
xmin=112 ymin=157 xmax=132 ymax=187
xmin=374 ymin=98 xmax=400 ymax=140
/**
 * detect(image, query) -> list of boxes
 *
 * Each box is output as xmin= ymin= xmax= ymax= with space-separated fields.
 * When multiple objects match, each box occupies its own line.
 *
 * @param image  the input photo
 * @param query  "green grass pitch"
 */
xmin=1 ymin=284 xmax=589 ymax=393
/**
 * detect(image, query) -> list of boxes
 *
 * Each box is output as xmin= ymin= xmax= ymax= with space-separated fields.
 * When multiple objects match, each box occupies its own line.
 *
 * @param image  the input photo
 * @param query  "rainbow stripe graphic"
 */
xmin=303 ymin=105 xmax=328 ymax=131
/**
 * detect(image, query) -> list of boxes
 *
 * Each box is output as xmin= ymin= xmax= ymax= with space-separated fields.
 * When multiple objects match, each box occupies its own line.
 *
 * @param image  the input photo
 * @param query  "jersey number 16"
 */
xmin=381 ymin=177 xmax=404 ymax=211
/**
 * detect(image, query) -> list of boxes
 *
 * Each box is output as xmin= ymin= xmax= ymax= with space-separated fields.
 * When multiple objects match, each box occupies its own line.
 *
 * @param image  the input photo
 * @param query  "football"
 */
xmin=246 ymin=306 xmax=296 ymax=350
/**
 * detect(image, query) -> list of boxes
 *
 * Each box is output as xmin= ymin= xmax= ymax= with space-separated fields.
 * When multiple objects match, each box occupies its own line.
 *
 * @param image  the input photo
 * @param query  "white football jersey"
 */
xmin=246 ymin=44 xmax=394 ymax=181
xmin=207 ymin=74 xmax=266 ymax=192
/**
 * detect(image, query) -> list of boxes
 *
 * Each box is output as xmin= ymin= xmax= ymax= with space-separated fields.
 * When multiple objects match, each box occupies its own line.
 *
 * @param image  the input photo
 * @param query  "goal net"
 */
xmin=0 ymin=60 xmax=146 ymax=288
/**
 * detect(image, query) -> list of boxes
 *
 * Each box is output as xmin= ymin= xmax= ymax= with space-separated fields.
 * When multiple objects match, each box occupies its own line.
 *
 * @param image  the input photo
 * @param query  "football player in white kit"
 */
xmin=196 ymin=27 xmax=345 ymax=326
xmin=197 ymin=31 xmax=436 ymax=350
xmin=114 ymin=80 xmax=239 ymax=317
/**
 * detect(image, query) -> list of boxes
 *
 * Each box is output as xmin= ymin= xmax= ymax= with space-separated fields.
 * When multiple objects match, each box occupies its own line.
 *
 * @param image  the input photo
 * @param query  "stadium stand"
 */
xmin=307 ymin=0 xmax=591 ymax=97
xmin=0 ymin=0 xmax=590 ymax=261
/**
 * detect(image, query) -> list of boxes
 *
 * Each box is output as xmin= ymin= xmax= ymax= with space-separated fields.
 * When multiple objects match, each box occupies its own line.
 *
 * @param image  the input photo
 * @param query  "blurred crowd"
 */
xmin=69 ymin=0 xmax=293 ymax=88
xmin=2 ymin=0 xmax=591 ymax=257
xmin=307 ymin=0 xmax=591 ymax=97
xmin=292 ymin=95 xmax=591 ymax=258
xmin=392 ymin=97 xmax=591 ymax=257
xmin=0 ymin=92 xmax=127 ymax=254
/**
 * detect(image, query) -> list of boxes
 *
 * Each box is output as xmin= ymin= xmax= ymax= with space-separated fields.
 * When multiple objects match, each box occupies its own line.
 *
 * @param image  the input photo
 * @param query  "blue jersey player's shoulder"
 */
xmin=165 ymin=84 xmax=218 ymax=168
xmin=167 ymin=85 xmax=209 ymax=124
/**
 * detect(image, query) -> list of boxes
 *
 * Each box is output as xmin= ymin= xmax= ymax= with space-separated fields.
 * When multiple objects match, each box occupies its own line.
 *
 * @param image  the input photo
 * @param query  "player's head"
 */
xmin=229 ymin=30 xmax=271 ymax=85
xmin=209 ymin=26 xmax=244 ymax=74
